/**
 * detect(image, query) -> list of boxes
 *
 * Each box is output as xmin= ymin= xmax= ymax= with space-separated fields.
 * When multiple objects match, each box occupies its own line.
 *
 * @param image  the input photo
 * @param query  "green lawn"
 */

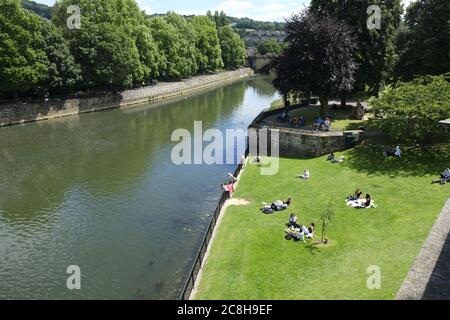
xmin=270 ymin=100 xmax=369 ymax=130
xmin=194 ymin=141 xmax=450 ymax=300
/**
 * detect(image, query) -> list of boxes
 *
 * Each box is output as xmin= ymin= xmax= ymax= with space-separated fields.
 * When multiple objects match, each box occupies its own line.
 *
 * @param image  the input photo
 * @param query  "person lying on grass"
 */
xmin=261 ymin=197 xmax=292 ymax=214
xmin=297 ymin=169 xmax=310 ymax=180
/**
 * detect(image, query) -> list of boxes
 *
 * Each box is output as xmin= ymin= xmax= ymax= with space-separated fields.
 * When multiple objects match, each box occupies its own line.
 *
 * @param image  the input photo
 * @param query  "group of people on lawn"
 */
xmin=276 ymin=111 xmax=332 ymax=131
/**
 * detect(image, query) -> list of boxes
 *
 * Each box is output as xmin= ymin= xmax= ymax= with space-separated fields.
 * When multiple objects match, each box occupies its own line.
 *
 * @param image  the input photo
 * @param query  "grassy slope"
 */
xmin=195 ymin=142 xmax=450 ymax=300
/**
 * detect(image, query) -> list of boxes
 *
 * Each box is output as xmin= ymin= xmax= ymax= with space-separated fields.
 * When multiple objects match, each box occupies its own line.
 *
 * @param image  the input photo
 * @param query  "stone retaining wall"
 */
xmin=0 ymin=68 xmax=253 ymax=127
xmin=250 ymin=123 xmax=364 ymax=158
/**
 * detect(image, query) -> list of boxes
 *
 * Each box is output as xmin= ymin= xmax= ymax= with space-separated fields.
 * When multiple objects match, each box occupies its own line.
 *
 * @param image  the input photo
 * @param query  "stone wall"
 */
xmin=250 ymin=124 xmax=354 ymax=158
xmin=0 ymin=68 xmax=253 ymax=127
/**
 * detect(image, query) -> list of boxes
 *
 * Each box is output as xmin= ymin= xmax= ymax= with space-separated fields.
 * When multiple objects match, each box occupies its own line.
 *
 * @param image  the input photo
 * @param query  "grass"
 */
xmin=194 ymin=141 xmax=450 ymax=300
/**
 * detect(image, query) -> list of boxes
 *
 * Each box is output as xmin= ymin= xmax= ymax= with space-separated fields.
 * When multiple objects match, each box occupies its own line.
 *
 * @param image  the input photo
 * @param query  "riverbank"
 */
xmin=193 ymin=142 xmax=450 ymax=299
xmin=0 ymin=68 xmax=253 ymax=127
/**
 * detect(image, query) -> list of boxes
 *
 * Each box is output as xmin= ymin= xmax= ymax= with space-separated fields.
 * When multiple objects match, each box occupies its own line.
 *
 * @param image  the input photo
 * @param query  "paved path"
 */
xmin=396 ymin=199 xmax=450 ymax=300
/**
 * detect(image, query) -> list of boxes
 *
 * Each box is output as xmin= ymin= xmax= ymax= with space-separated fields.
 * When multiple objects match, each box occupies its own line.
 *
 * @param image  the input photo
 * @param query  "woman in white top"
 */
xmin=395 ymin=146 xmax=402 ymax=158
xmin=297 ymin=169 xmax=310 ymax=180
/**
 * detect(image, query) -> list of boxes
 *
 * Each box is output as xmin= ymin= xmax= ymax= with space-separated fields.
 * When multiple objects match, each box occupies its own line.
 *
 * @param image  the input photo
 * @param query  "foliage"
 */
xmin=256 ymin=38 xmax=284 ymax=55
xmin=38 ymin=20 xmax=81 ymax=94
xmin=310 ymin=0 xmax=402 ymax=94
xmin=394 ymin=0 xmax=450 ymax=81
xmin=369 ymin=74 xmax=450 ymax=143
xmin=218 ymin=25 xmax=246 ymax=69
xmin=320 ymin=204 xmax=335 ymax=243
xmin=191 ymin=16 xmax=224 ymax=73
xmin=273 ymin=11 xmax=358 ymax=117
xmin=21 ymin=0 xmax=51 ymax=19
xmin=0 ymin=0 xmax=49 ymax=99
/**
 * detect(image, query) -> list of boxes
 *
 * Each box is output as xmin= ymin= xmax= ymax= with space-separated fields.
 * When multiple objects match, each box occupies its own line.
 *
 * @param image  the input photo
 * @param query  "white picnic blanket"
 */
xmin=346 ymin=199 xmax=377 ymax=209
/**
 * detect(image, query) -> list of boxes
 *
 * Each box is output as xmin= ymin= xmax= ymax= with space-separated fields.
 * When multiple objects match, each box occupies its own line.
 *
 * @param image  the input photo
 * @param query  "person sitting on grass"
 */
xmin=432 ymin=168 xmax=450 ymax=184
xmin=347 ymin=189 xmax=363 ymax=201
xmin=288 ymin=214 xmax=300 ymax=228
xmin=291 ymin=116 xmax=300 ymax=127
xmin=302 ymin=223 xmax=315 ymax=239
xmin=297 ymin=169 xmax=310 ymax=180
xmin=384 ymin=146 xmax=402 ymax=158
xmin=363 ymin=194 xmax=372 ymax=208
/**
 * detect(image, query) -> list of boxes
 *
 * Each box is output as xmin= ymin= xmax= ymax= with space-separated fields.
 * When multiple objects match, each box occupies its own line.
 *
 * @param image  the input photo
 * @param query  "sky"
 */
xmin=34 ymin=0 xmax=416 ymax=22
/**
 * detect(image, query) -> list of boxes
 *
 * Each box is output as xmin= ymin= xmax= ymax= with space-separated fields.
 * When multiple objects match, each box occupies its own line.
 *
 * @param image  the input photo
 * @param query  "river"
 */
xmin=0 ymin=76 xmax=279 ymax=299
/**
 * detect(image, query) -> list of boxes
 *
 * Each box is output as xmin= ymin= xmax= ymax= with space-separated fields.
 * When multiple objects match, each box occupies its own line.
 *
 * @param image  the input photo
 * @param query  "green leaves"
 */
xmin=218 ymin=25 xmax=246 ymax=70
xmin=369 ymin=74 xmax=450 ymax=143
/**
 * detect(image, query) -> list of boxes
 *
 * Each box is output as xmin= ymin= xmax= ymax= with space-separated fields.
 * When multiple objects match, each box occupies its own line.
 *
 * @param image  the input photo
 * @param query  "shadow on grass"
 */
xmin=304 ymin=242 xmax=321 ymax=255
xmin=345 ymin=139 xmax=450 ymax=177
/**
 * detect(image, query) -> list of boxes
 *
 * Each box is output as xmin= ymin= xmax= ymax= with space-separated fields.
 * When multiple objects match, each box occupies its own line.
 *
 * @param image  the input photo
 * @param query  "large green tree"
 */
xmin=310 ymin=0 xmax=402 ymax=95
xmin=191 ymin=16 xmax=224 ymax=73
xmin=0 ymin=0 xmax=49 ymax=100
xmin=369 ymin=74 xmax=450 ymax=143
xmin=395 ymin=0 xmax=450 ymax=81
xmin=53 ymin=0 xmax=150 ymax=89
xmin=273 ymin=11 xmax=358 ymax=118
xmin=39 ymin=20 xmax=81 ymax=94
xmin=218 ymin=25 xmax=246 ymax=70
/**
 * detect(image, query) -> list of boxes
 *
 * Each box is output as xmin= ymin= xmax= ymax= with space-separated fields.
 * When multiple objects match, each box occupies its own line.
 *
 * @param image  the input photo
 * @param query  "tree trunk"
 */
xmin=321 ymin=220 xmax=325 ymax=243
xmin=340 ymin=91 xmax=347 ymax=108
xmin=13 ymin=90 xmax=18 ymax=102
xmin=319 ymin=95 xmax=328 ymax=118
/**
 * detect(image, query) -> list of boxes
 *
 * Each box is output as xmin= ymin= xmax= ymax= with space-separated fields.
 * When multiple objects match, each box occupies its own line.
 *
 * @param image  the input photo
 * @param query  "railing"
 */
xmin=178 ymin=147 xmax=249 ymax=300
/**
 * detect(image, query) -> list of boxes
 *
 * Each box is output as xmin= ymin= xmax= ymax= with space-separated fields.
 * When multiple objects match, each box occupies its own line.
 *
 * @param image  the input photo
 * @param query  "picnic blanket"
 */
xmin=346 ymin=199 xmax=377 ymax=209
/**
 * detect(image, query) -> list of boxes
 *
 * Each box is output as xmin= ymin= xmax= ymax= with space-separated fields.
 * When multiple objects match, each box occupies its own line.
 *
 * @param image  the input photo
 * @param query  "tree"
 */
xmin=310 ymin=0 xmax=402 ymax=96
xmin=39 ymin=20 xmax=81 ymax=94
xmin=218 ymin=25 xmax=246 ymax=70
xmin=369 ymin=74 xmax=450 ymax=144
xmin=0 ymin=0 xmax=49 ymax=100
xmin=53 ymin=0 xmax=148 ymax=89
xmin=320 ymin=204 xmax=335 ymax=244
xmin=273 ymin=11 xmax=358 ymax=118
xmin=394 ymin=0 xmax=450 ymax=81
xmin=164 ymin=12 xmax=198 ymax=76
xmin=191 ymin=16 xmax=224 ymax=73
xmin=149 ymin=16 xmax=197 ymax=79
xmin=257 ymin=38 xmax=284 ymax=55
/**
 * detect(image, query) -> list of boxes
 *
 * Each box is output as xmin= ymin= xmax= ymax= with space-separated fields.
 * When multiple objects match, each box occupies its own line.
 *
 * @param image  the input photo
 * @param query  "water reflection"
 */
xmin=0 ymin=76 xmax=278 ymax=299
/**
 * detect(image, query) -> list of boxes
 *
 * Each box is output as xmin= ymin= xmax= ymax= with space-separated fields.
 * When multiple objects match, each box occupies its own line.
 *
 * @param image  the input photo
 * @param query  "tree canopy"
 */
xmin=369 ymin=74 xmax=450 ymax=143
xmin=273 ymin=11 xmax=358 ymax=117
xmin=394 ymin=0 xmax=450 ymax=81
xmin=310 ymin=0 xmax=402 ymax=94
xmin=0 ymin=0 xmax=49 ymax=99
xmin=0 ymin=0 xmax=247 ymax=99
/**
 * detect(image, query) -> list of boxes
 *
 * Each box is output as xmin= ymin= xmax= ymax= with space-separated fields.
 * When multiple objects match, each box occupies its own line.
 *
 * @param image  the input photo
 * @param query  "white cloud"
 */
xmin=136 ymin=0 xmax=152 ymax=14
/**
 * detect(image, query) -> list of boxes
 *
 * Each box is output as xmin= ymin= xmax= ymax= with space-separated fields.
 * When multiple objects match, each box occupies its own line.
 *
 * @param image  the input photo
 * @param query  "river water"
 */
xmin=0 ymin=76 xmax=279 ymax=299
